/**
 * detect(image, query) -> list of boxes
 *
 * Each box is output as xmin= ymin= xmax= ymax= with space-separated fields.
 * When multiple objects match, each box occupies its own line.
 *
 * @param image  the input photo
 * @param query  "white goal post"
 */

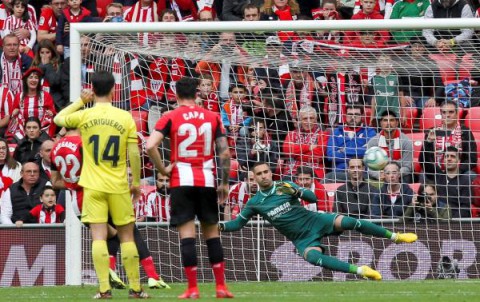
xmin=66 ymin=18 xmax=480 ymax=286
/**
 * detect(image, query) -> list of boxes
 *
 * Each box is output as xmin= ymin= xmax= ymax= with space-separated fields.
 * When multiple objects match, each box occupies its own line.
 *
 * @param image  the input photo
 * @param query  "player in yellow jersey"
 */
xmin=54 ymin=71 xmax=148 ymax=299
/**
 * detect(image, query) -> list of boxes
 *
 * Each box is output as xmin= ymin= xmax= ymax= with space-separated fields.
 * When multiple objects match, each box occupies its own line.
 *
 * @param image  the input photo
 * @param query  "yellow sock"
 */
xmin=92 ymin=240 xmax=110 ymax=293
xmin=121 ymin=241 xmax=141 ymax=292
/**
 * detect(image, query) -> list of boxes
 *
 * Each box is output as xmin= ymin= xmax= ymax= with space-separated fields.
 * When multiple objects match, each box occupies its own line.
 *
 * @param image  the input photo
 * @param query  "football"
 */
xmin=363 ymin=146 xmax=389 ymax=171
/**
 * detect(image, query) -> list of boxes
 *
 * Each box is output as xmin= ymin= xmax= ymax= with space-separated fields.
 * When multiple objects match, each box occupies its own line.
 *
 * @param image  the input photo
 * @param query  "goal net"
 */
xmin=68 ymin=19 xmax=480 ymax=285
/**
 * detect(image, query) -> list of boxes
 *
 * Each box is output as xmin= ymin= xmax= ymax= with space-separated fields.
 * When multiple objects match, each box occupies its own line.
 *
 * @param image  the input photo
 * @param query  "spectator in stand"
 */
xmin=398 ymin=37 xmax=444 ymax=109
xmin=198 ymin=8 xmax=214 ymax=21
xmin=334 ymin=157 xmax=379 ymax=218
xmin=370 ymin=55 xmax=405 ymax=123
xmin=221 ymin=84 xmax=252 ymax=139
xmin=160 ymin=8 xmax=178 ymax=21
xmin=13 ymin=117 xmax=51 ymax=163
xmin=285 ymin=65 xmax=322 ymax=121
xmin=283 ymin=106 xmax=329 ymax=179
xmin=371 ymin=162 xmax=414 ymax=218
xmin=389 ymin=0 xmax=430 ymax=43
xmin=35 ymin=139 xmax=54 ymax=182
xmin=140 ymin=174 xmax=171 ymax=222
xmin=404 ymin=182 xmax=451 ymax=221
xmin=157 ymin=0 xmax=198 ymax=21
xmin=56 ymin=0 xmax=96 ymax=58
xmin=263 ymin=36 xmax=290 ymax=86
xmin=325 ymin=105 xmax=377 ymax=183
xmin=10 ymin=67 xmax=57 ymax=138
xmin=0 ymin=161 xmax=50 ymax=225
xmin=345 ymin=0 xmax=389 ymax=44
xmin=422 ymin=146 xmax=472 ymax=218
xmin=18 ymin=185 xmax=64 ymax=225
xmin=196 ymin=32 xmax=248 ymax=101
xmin=366 ymin=110 xmax=413 ymax=183
xmin=261 ymin=0 xmax=300 ymax=41
xmin=422 ymin=0 xmax=474 ymax=52
xmin=420 ymin=100 xmax=477 ymax=182
xmin=260 ymin=91 xmax=294 ymax=142
xmin=2 ymin=0 xmax=37 ymax=57
xmin=32 ymin=40 xmax=65 ymax=111
xmin=103 ymin=3 xmax=124 ymax=22
xmin=225 ymin=170 xmax=258 ymax=220
xmin=0 ymin=85 xmax=14 ymax=137
xmin=236 ymin=118 xmax=280 ymax=175
xmin=196 ymin=73 xmax=220 ymax=113
xmin=296 ymin=166 xmax=328 ymax=212
xmin=311 ymin=0 xmax=343 ymax=43
xmin=37 ymin=0 xmax=67 ymax=43
xmin=222 ymin=0 xmax=263 ymax=21
xmin=353 ymin=0 xmax=394 ymax=18
xmin=0 ymin=34 xmax=33 ymax=96
xmin=239 ymin=5 xmax=267 ymax=56
xmin=0 ymin=137 xmax=22 ymax=183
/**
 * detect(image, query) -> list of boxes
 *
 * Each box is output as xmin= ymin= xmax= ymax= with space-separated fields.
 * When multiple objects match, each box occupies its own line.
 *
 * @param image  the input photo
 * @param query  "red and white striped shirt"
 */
xmin=139 ymin=191 xmax=171 ymax=222
xmin=124 ymin=2 xmax=159 ymax=46
xmin=0 ymin=4 xmax=36 ymax=30
xmin=299 ymin=180 xmax=328 ymax=212
xmin=12 ymin=92 xmax=56 ymax=121
xmin=155 ymin=105 xmax=226 ymax=188
xmin=227 ymin=181 xmax=251 ymax=219
xmin=29 ymin=204 xmax=65 ymax=223
xmin=2 ymin=16 xmax=37 ymax=49
xmin=0 ymin=86 xmax=15 ymax=119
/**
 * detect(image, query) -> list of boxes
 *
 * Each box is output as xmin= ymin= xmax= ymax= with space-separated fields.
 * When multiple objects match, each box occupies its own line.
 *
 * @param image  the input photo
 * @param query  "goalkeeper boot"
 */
xmin=178 ymin=287 xmax=200 ymax=299
xmin=394 ymin=233 xmax=418 ymax=244
xmin=216 ymin=285 xmax=234 ymax=299
xmin=93 ymin=290 xmax=112 ymax=299
xmin=128 ymin=289 xmax=150 ymax=299
xmin=148 ymin=277 xmax=171 ymax=289
xmin=360 ymin=265 xmax=382 ymax=281
xmin=109 ymin=269 xmax=126 ymax=289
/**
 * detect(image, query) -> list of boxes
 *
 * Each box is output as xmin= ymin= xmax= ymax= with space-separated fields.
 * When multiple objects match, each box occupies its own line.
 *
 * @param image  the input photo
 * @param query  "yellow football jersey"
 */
xmin=59 ymin=102 xmax=137 ymax=193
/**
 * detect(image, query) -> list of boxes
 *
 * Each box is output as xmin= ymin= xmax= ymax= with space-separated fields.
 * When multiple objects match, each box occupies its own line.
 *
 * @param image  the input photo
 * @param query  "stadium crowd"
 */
xmin=1 ymin=0 xmax=480 ymax=226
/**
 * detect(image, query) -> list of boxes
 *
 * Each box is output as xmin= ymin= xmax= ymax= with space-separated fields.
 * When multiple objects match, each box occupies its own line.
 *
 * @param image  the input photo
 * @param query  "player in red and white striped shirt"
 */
xmin=147 ymin=76 xmax=233 ymax=299
xmin=226 ymin=170 xmax=257 ymax=220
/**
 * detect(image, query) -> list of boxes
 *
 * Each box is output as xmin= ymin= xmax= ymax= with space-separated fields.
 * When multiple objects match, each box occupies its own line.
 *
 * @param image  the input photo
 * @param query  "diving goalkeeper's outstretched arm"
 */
xmin=219 ymin=205 xmax=256 ymax=232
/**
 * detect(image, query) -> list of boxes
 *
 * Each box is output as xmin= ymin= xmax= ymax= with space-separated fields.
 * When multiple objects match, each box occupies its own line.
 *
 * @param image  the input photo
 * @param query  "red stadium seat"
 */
xmin=96 ymin=0 xmax=113 ymax=18
xmin=401 ymin=107 xmax=418 ymax=133
xmin=420 ymin=107 xmax=442 ymax=132
xmin=409 ymin=183 xmax=421 ymax=195
xmin=322 ymin=183 xmax=344 ymax=212
xmin=405 ymin=132 xmax=425 ymax=173
xmin=131 ymin=110 xmax=149 ymax=135
xmin=464 ymin=107 xmax=480 ymax=132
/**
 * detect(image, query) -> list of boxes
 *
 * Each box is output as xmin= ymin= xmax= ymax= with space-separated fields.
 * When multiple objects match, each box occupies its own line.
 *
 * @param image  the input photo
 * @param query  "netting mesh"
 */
xmin=76 ymin=22 xmax=480 ymax=282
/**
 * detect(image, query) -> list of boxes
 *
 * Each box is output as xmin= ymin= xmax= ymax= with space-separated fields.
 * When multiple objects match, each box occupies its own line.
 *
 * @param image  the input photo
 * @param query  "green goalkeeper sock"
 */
xmin=305 ymin=249 xmax=356 ymax=273
xmin=340 ymin=216 xmax=392 ymax=239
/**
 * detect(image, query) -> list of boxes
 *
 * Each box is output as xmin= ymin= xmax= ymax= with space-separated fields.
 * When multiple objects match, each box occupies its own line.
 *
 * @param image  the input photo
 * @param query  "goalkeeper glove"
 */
xmin=218 ymin=223 xmax=225 ymax=232
xmin=276 ymin=182 xmax=302 ymax=198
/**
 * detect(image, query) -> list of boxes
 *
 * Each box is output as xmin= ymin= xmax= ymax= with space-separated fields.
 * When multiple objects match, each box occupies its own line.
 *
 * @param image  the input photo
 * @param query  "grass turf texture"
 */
xmin=1 ymin=280 xmax=480 ymax=301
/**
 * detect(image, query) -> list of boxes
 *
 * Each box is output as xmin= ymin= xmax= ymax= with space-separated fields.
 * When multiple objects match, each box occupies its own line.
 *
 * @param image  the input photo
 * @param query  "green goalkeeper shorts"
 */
xmin=293 ymin=213 xmax=340 ymax=256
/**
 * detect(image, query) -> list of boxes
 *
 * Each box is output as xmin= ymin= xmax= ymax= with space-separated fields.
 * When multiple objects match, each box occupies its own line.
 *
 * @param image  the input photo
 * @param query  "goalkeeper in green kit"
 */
xmin=219 ymin=162 xmax=418 ymax=280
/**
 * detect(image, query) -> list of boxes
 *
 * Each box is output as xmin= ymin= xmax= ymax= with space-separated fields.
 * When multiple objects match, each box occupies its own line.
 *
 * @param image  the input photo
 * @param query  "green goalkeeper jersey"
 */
xmin=223 ymin=181 xmax=324 ymax=241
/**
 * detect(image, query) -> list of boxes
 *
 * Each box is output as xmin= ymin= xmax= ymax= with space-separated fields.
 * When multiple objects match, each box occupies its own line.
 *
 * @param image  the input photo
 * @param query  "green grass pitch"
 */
xmin=1 ymin=280 xmax=480 ymax=301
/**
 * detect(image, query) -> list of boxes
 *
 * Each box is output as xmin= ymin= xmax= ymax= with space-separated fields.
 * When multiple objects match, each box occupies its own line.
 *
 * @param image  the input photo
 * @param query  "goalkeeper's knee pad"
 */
xmin=181 ymin=238 xmax=197 ymax=267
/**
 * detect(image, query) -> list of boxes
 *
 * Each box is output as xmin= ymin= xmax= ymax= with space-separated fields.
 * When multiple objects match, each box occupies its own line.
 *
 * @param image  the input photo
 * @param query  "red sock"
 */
xmin=140 ymin=256 xmax=159 ymax=280
xmin=109 ymin=255 xmax=116 ymax=270
xmin=212 ymin=261 xmax=225 ymax=287
xmin=184 ymin=266 xmax=198 ymax=289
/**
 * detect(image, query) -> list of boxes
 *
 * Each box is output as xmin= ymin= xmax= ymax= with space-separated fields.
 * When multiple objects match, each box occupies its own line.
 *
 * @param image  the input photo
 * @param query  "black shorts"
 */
xmin=169 ymin=186 xmax=219 ymax=226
